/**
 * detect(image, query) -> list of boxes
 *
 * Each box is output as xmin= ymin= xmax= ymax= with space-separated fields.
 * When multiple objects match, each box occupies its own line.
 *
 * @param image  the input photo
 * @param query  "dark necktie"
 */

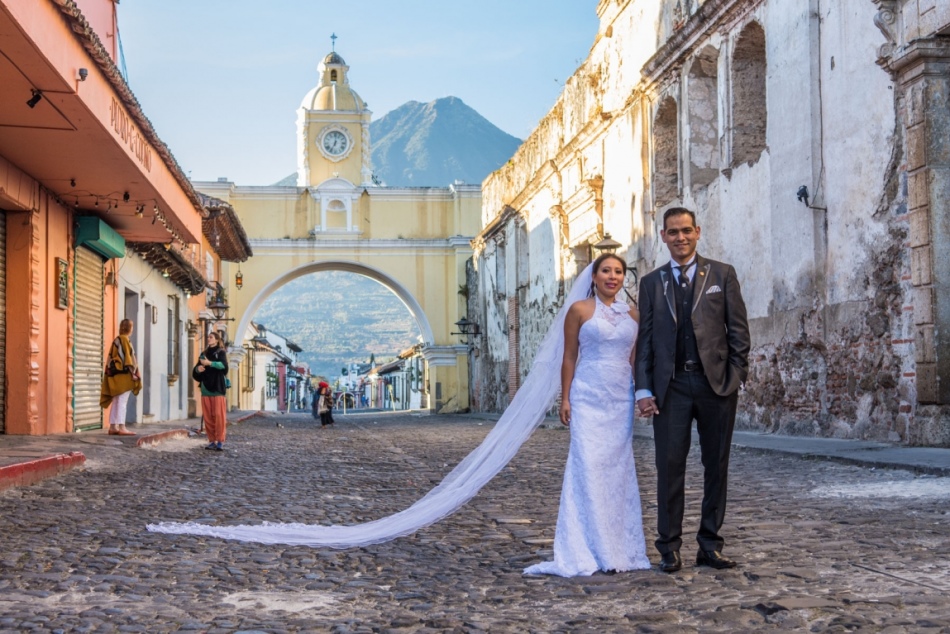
xmin=677 ymin=262 xmax=692 ymax=288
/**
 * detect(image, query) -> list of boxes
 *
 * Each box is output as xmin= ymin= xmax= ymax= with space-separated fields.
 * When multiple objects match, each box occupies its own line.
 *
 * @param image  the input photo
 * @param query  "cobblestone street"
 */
xmin=1 ymin=412 xmax=949 ymax=633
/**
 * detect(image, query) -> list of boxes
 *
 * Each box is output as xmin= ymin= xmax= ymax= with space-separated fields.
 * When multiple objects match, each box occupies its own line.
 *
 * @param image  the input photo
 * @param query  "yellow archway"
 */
xmin=235 ymin=260 xmax=436 ymax=346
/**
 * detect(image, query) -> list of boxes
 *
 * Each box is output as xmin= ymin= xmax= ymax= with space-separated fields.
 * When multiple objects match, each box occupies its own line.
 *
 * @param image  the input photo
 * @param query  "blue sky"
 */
xmin=118 ymin=2 xmax=600 ymax=185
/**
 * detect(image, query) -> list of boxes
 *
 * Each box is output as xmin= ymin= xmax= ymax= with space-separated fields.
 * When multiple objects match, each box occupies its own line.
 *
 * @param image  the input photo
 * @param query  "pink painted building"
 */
xmin=0 ymin=0 xmax=212 ymax=434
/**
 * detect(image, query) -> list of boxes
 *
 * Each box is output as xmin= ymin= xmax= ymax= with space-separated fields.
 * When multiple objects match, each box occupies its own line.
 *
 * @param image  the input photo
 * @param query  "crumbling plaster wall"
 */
xmin=474 ymin=0 xmax=923 ymax=442
xmin=632 ymin=1 xmax=906 ymax=441
xmin=715 ymin=2 xmax=908 ymax=441
xmin=474 ymin=0 xmax=666 ymax=412
xmin=469 ymin=242 xmax=510 ymax=413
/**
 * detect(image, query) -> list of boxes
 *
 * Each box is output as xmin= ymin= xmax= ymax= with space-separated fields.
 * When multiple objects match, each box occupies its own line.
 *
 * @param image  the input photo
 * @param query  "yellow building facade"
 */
xmin=194 ymin=51 xmax=481 ymax=413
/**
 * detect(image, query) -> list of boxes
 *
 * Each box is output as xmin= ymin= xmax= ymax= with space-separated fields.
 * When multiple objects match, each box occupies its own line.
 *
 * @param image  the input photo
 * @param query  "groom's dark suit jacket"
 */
xmin=635 ymin=254 xmax=750 ymax=408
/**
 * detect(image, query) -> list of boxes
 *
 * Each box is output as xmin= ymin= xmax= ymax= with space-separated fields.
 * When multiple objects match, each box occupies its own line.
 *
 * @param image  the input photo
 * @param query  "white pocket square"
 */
xmin=705 ymin=285 xmax=722 ymax=294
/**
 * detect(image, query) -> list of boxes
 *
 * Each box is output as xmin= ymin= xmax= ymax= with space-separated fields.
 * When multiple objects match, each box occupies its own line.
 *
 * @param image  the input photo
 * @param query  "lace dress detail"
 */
xmin=524 ymin=297 xmax=650 ymax=576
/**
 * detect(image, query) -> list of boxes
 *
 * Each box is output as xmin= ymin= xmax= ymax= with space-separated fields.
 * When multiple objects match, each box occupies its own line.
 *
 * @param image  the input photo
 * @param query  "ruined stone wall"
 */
xmin=739 ymin=228 xmax=908 ymax=441
xmin=743 ymin=2 xmax=906 ymax=441
xmin=468 ymin=244 xmax=510 ymax=413
xmin=471 ymin=0 xmax=950 ymax=443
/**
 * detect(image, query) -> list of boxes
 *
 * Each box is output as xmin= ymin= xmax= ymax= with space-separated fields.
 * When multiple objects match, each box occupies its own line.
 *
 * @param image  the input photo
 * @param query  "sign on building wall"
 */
xmin=56 ymin=257 xmax=68 ymax=310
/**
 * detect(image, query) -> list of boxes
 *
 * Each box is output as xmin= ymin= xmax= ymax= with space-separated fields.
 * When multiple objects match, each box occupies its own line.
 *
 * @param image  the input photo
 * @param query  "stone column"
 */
xmin=887 ymin=39 xmax=950 ymax=404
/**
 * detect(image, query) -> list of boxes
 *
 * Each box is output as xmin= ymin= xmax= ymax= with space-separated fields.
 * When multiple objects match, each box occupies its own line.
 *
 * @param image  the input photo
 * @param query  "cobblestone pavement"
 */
xmin=1 ymin=412 xmax=949 ymax=633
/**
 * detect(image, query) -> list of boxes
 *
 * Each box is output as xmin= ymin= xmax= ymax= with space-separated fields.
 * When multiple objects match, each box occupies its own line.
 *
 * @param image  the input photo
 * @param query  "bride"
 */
xmin=148 ymin=255 xmax=650 ymax=576
xmin=524 ymin=253 xmax=649 ymax=576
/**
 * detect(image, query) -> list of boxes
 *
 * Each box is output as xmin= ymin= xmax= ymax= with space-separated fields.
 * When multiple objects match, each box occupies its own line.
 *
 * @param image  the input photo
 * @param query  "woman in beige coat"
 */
xmin=99 ymin=319 xmax=142 ymax=435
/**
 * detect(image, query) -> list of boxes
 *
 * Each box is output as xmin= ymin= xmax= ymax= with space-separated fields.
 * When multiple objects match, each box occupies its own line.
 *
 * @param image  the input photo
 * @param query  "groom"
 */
xmin=635 ymin=207 xmax=750 ymax=573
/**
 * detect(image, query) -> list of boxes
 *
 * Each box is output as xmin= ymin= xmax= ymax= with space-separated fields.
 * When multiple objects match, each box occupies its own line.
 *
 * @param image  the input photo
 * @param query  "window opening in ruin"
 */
xmin=494 ymin=241 xmax=507 ymax=296
xmin=515 ymin=222 xmax=530 ymax=290
xmin=687 ymin=46 xmax=720 ymax=189
xmin=653 ymin=96 xmax=679 ymax=209
xmin=731 ymin=21 xmax=767 ymax=167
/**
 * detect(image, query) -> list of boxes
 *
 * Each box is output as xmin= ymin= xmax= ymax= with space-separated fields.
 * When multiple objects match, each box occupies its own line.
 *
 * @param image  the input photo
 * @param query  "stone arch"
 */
xmin=653 ymin=95 xmax=679 ymax=208
xmin=688 ymin=45 xmax=720 ymax=188
xmin=234 ymin=260 xmax=435 ymax=348
xmin=731 ymin=21 xmax=767 ymax=167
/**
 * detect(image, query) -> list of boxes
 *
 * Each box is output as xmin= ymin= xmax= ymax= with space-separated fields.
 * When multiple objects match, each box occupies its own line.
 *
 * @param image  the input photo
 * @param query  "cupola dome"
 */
xmin=300 ymin=51 xmax=366 ymax=112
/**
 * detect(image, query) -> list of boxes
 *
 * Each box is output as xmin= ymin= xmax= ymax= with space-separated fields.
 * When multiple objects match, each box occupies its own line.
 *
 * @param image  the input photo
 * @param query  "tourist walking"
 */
xmin=99 ymin=319 xmax=142 ymax=436
xmin=316 ymin=381 xmax=334 ymax=427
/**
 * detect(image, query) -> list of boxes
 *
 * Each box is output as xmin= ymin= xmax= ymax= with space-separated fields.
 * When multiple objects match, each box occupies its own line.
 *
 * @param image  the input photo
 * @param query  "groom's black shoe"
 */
xmin=696 ymin=549 xmax=737 ymax=569
xmin=658 ymin=551 xmax=682 ymax=573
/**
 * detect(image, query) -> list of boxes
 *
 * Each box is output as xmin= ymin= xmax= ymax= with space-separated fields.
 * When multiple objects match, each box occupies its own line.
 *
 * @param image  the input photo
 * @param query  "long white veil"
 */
xmin=147 ymin=264 xmax=595 ymax=547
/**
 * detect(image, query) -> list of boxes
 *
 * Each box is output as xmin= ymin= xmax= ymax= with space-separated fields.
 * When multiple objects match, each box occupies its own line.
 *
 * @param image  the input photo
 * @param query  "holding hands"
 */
xmin=637 ymin=397 xmax=659 ymax=418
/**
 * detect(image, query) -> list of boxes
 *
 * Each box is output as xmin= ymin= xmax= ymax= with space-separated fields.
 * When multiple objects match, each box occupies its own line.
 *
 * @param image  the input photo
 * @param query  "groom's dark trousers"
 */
xmin=636 ymin=255 xmax=750 ymax=555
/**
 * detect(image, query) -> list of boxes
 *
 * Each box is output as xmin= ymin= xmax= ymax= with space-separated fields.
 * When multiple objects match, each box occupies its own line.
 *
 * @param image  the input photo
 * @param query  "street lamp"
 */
xmin=208 ymin=298 xmax=229 ymax=320
xmin=592 ymin=233 xmax=622 ymax=254
xmin=235 ymin=266 xmax=243 ymax=290
xmin=452 ymin=317 xmax=481 ymax=339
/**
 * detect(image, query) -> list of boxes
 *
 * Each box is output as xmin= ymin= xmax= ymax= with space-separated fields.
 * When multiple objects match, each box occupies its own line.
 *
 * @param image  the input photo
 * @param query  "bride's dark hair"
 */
xmin=589 ymin=253 xmax=627 ymax=296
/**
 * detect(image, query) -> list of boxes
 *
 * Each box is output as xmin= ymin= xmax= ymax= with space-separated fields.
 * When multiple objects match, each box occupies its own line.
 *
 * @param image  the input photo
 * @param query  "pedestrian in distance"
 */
xmin=99 ymin=318 xmax=142 ymax=436
xmin=524 ymin=252 xmax=651 ymax=577
xmin=193 ymin=331 xmax=229 ymax=451
xmin=316 ymin=381 xmax=334 ymax=427
xmin=635 ymin=207 xmax=751 ymax=573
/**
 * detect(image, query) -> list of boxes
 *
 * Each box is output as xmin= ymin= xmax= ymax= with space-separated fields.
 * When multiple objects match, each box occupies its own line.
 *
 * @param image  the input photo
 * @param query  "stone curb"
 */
xmin=231 ymin=411 xmax=262 ymax=423
xmin=0 ymin=412 xmax=265 ymax=492
xmin=0 ymin=451 xmax=87 ymax=492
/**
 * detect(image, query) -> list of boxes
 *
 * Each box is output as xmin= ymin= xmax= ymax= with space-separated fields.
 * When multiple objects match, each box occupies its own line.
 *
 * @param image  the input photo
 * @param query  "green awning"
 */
xmin=75 ymin=217 xmax=125 ymax=260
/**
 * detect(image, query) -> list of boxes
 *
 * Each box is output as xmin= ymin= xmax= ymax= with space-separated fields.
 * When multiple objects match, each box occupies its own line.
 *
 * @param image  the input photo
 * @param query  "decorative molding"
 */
xmin=316 ymin=124 xmax=355 ymax=162
xmin=640 ymin=0 xmax=759 ymax=87
xmin=873 ymin=0 xmax=900 ymax=63
xmin=27 ymin=209 xmax=41 ymax=430
xmin=365 ymin=187 xmax=461 ymax=200
xmin=885 ymin=37 xmax=950 ymax=79
xmin=420 ymin=345 xmax=466 ymax=365
xmin=249 ymin=237 xmax=473 ymax=254
xmin=471 ymin=236 xmax=487 ymax=256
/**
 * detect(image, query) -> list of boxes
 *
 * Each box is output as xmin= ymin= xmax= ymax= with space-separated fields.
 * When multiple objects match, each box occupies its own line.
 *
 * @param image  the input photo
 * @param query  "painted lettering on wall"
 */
xmin=109 ymin=98 xmax=152 ymax=172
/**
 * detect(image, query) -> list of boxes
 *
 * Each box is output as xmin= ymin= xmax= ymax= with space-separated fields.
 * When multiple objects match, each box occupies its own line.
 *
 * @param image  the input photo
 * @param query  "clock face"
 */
xmin=322 ymin=130 xmax=349 ymax=156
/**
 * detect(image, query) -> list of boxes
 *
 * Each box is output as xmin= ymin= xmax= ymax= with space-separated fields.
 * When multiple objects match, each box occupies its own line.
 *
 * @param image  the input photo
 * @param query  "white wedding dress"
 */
xmin=524 ymin=296 xmax=650 ymax=576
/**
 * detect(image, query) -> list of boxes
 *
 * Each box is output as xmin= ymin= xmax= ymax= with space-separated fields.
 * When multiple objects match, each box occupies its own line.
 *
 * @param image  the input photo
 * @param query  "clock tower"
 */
xmin=297 ymin=49 xmax=373 ymax=188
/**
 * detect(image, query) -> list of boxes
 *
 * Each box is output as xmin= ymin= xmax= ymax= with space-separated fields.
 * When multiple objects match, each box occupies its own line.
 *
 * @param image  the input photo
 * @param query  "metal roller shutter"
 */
xmin=74 ymin=246 xmax=104 ymax=431
xmin=0 ymin=213 xmax=6 ymax=433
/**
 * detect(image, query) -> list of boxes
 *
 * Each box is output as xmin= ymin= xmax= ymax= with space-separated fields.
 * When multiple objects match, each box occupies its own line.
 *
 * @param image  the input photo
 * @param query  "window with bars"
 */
xmin=243 ymin=347 xmax=256 ymax=391
xmin=265 ymin=363 xmax=278 ymax=398
xmin=167 ymin=295 xmax=180 ymax=377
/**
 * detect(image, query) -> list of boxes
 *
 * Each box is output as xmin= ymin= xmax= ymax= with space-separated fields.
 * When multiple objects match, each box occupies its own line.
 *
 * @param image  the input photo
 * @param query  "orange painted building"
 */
xmin=0 ymin=0 xmax=216 ymax=434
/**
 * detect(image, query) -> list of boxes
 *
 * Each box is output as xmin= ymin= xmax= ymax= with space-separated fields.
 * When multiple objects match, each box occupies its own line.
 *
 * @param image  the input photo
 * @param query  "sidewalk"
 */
xmin=632 ymin=424 xmax=950 ymax=477
xmin=470 ymin=411 xmax=950 ymax=476
xmin=2 ymin=410 xmax=949 ymax=492
xmin=0 ymin=410 xmax=262 ymax=491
